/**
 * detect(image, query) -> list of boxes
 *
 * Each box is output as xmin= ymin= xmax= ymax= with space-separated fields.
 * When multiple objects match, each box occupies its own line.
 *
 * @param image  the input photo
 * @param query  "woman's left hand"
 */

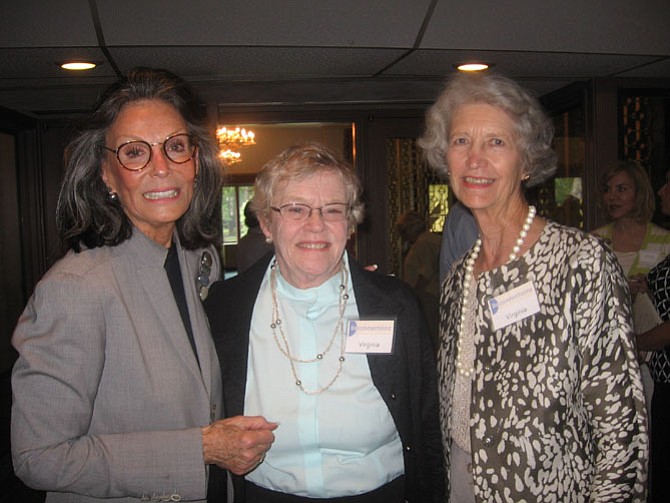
xmin=201 ymin=415 xmax=278 ymax=475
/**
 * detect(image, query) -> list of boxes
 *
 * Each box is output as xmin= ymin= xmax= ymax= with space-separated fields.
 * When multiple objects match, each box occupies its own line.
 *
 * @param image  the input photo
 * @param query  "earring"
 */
xmin=193 ymin=174 xmax=200 ymax=187
xmin=522 ymin=174 xmax=530 ymax=182
xmin=108 ymin=190 xmax=119 ymax=202
xmin=265 ymin=237 xmax=273 ymax=244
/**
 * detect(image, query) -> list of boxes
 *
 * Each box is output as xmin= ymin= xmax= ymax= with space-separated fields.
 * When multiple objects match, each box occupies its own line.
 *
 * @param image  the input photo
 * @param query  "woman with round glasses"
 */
xmin=11 ymin=67 xmax=276 ymax=503
xmin=204 ymin=142 xmax=445 ymax=502
xmin=102 ymin=132 xmax=199 ymax=171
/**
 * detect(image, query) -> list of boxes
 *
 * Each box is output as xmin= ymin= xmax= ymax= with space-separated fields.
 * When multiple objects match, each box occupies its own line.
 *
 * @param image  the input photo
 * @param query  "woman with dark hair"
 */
xmin=419 ymin=72 xmax=647 ymax=501
xmin=11 ymin=67 xmax=275 ymax=503
xmin=57 ymin=68 xmax=222 ymax=252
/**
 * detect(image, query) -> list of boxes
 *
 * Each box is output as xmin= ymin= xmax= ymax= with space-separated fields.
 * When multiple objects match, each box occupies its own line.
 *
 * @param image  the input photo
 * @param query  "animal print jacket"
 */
xmin=438 ymin=221 xmax=648 ymax=502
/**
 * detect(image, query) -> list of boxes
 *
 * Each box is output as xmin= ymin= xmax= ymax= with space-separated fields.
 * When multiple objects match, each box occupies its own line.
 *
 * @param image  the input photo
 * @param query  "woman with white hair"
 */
xmin=419 ymin=72 xmax=648 ymax=501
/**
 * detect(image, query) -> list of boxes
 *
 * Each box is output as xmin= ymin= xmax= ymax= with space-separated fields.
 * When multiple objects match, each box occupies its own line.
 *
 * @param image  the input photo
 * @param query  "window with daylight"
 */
xmin=221 ymin=185 xmax=254 ymax=245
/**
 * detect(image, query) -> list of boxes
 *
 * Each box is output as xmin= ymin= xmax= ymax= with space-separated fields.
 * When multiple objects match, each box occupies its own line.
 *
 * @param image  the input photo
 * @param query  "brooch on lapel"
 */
xmin=197 ymin=251 xmax=213 ymax=301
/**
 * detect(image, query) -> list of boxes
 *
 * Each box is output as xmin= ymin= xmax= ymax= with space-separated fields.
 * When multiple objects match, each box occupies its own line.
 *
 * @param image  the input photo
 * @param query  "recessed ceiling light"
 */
xmin=61 ymin=62 xmax=97 ymax=71
xmin=456 ymin=63 xmax=490 ymax=72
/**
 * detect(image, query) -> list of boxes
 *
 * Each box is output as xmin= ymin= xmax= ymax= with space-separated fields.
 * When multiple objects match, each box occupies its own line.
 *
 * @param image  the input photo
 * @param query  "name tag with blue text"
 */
xmin=488 ymin=281 xmax=540 ymax=330
xmin=345 ymin=319 xmax=395 ymax=354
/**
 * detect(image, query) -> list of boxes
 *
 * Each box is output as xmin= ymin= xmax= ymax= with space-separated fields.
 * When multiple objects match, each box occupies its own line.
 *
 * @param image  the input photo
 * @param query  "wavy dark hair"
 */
xmin=56 ymin=67 xmax=223 ymax=251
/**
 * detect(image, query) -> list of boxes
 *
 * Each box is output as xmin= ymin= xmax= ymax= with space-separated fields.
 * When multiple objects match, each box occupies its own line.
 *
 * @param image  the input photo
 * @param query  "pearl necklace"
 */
xmin=455 ymin=205 xmax=536 ymax=377
xmin=269 ymin=261 xmax=349 ymax=395
xmin=509 ymin=205 xmax=537 ymax=262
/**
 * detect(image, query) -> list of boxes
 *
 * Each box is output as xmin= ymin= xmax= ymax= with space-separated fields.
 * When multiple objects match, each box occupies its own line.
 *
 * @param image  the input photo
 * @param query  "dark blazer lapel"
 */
xmin=351 ymin=264 xmax=404 ymax=317
xmin=349 ymin=259 xmax=404 ymax=396
xmin=217 ymin=256 xmax=409 ymax=415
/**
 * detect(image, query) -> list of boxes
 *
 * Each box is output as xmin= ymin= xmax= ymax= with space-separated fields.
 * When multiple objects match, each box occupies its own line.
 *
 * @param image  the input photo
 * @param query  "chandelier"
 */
xmin=216 ymin=126 xmax=256 ymax=164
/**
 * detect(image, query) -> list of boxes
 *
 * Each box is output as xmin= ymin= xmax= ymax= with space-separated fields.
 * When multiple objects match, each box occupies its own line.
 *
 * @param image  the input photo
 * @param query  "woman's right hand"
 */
xmin=201 ymin=416 xmax=278 ymax=475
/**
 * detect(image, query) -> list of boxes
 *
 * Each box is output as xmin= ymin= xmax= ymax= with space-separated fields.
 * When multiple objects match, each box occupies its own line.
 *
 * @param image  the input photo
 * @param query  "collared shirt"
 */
xmin=244 ymin=253 xmax=404 ymax=497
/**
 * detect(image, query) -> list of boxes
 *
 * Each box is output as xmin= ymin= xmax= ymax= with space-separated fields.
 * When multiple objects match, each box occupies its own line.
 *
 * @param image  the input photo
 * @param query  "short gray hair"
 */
xmin=250 ymin=142 xmax=364 ymax=235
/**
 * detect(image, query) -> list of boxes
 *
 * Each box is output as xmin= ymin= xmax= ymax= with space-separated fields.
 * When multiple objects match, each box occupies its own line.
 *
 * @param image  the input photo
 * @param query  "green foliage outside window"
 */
xmin=221 ymin=185 xmax=255 ymax=244
xmin=428 ymin=184 xmax=449 ymax=233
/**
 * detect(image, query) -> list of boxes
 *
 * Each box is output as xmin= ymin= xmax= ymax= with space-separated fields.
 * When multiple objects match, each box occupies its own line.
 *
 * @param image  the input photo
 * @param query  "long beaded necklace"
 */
xmin=269 ymin=260 xmax=349 ymax=395
xmin=455 ymin=205 xmax=536 ymax=377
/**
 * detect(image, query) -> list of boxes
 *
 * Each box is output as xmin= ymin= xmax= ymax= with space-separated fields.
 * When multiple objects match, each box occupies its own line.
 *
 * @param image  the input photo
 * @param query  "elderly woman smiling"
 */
xmin=205 ymin=142 xmax=445 ymax=503
xmin=419 ymin=72 xmax=648 ymax=502
xmin=11 ymin=68 xmax=275 ymax=503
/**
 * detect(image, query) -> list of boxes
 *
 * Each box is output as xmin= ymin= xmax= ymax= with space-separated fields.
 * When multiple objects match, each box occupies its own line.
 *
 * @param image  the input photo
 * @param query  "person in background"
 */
xmin=638 ymin=170 xmax=670 ymax=503
xmin=205 ymin=142 xmax=445 ymax=503
xmin=419 ymin=71 xmax=648 ymax=501
xmin=592 ymin=160 xmax=670 ymax=292
xmin=396 ymin=209 xmax=441 ymax=345
xmin=592 ymin=161 xmax=670 ymax=414
xmin=438 ymin=201 xmax=478 ymax=283
xmin=11 ymin=67 xmax=275 ymax=503
xmin=237 ymin=201 xmax=274 ymax=273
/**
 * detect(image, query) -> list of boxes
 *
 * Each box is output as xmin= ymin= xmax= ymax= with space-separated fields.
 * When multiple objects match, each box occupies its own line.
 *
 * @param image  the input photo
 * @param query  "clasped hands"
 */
xmin=202 ymin=415 xmax=278 ymax=475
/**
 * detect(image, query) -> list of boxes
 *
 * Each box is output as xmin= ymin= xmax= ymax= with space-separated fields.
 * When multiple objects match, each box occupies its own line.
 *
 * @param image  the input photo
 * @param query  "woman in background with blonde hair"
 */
xmin=592 ymin=160 xmax=670 ymax=412
xmin=593 ymin=160 xmax=670 ymax=290
xmin=419 ymin=71 xmax=647 ymax=501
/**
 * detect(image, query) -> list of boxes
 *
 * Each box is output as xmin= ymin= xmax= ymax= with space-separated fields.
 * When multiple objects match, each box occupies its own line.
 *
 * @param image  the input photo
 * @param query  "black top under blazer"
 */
xmin=204 ymin=253 xmax=445 ymax=503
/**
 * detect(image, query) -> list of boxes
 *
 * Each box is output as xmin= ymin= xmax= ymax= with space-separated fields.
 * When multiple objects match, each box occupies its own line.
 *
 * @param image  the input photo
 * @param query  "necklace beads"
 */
xmin=455 ymin=205 xmax=536 ymax=377
xmin=269 ymin=261 xmax=349 ymax=395
xmin=509 ymin=205 xmax=537 ymax=261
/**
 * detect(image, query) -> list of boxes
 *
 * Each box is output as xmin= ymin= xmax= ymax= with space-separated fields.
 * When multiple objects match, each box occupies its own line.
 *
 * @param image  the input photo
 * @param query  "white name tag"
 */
xmin=345 ymin=319 xmax=395 ymax=354
xmin=488 ymin=281 xmax=540 ymax=330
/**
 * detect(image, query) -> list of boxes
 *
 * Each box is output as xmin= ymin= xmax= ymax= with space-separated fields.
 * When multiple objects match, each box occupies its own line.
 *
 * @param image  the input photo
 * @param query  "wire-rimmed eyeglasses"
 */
xmin=270 ymin=202 xmax=350 ymax=222
xmin=101 ymin=133 xmax=198 ymax=171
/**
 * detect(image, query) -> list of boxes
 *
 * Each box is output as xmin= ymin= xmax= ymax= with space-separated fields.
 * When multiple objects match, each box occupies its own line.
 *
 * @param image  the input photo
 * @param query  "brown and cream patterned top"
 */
xmin=438 ymin=220 xmax=648 ymax=502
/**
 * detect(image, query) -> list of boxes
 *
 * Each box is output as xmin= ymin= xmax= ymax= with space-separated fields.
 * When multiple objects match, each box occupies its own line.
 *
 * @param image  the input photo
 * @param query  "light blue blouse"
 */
xmin=244 ymin=253 xmax=404 ymax=497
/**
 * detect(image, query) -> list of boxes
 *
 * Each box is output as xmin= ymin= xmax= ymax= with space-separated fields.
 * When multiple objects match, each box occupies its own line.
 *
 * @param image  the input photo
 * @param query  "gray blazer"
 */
xmin=11 ymin=229 xmax=222 ymax=503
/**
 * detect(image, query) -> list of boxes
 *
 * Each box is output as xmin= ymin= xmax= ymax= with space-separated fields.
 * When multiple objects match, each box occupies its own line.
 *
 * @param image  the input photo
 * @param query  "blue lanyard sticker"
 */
xmin=345 ymin=319 xmax=395 ymax=354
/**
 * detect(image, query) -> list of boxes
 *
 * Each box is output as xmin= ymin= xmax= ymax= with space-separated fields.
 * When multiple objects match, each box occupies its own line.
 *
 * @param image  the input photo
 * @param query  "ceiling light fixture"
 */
xmin=216 ymin=126 xmax=256 ymax=164
xmin=456 ymin=63 xmax=490 ymax=72
xmin=61 ymin=62 xmax=97 ymax=71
